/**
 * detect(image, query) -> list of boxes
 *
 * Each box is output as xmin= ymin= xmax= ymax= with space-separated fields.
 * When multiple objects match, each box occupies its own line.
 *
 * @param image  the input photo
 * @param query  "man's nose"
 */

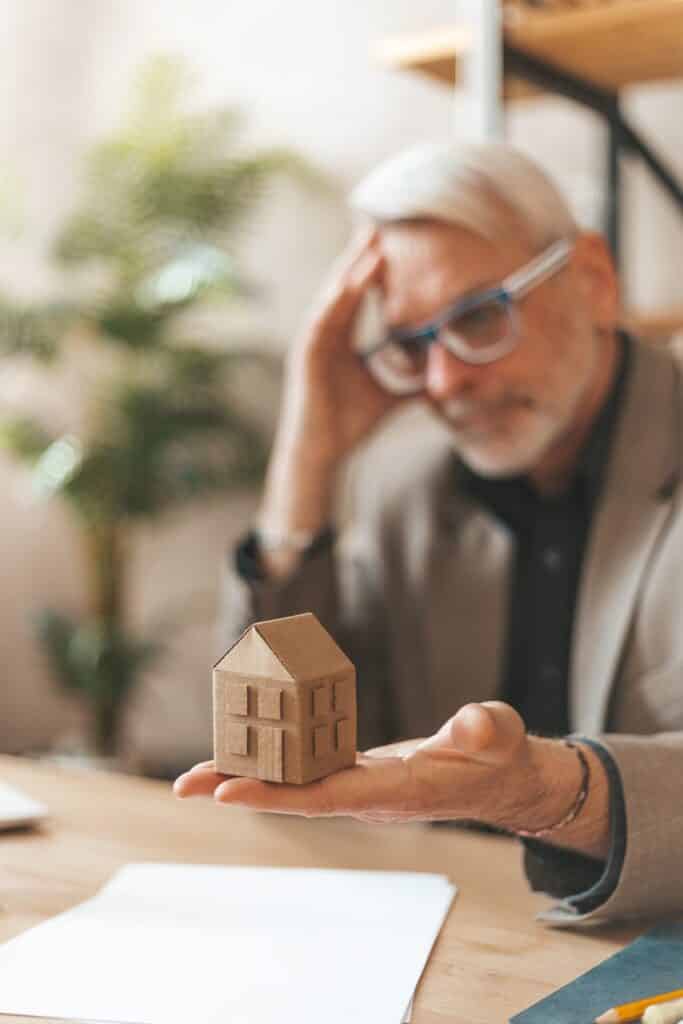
xmin=424 ymin=343 xmax=479 ymax=400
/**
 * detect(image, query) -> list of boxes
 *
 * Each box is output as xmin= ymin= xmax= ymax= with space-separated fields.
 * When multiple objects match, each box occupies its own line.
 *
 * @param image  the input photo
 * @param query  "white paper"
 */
xmin=0 ymin=779 xmax=48 ymax=830
xmin=0 ymin=862 xmax=455 ymax=1024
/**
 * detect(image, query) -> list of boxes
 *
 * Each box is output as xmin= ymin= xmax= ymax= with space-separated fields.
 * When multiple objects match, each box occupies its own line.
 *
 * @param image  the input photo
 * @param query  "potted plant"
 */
xmin=0 ymin=57 xmax=309 ymax=760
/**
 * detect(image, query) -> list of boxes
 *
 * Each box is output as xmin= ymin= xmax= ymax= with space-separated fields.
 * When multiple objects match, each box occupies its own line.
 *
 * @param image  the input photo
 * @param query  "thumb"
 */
xmin=417 ymin=702 xmax=527 ymax=766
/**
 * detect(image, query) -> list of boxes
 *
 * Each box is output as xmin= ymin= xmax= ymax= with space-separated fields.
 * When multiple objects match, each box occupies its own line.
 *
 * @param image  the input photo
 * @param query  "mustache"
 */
xmin=440 ymin=394 xmax=535 ymax=418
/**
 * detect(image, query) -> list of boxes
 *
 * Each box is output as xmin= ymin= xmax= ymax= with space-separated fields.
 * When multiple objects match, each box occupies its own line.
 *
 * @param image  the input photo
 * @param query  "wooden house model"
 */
xmin=213 ymin=612 xmax=357 ymax=784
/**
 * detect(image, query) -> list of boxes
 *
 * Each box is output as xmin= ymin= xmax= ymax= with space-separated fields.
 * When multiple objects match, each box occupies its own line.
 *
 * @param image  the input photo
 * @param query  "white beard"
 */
xmin=438 ymin=391 xmax=583 ymax=479
xmin=451 ymin=413 xmax=563 ymax=477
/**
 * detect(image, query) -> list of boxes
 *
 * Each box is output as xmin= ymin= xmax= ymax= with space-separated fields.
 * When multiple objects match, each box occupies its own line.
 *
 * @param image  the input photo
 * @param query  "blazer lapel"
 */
xmin=571 ymin=342 xmax=681 ymax=733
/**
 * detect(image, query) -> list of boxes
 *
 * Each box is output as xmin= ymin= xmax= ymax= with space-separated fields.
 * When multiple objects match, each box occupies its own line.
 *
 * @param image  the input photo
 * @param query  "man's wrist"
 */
xmin=257 ymin=525 xmax=321 ymax=553
xmin=250 ymin=524 xmax=335 ymax=582
xmin=258 ymin=448 xmax=339 ymax=541
xmin=515 ymin=738 xmax=610 ymax=860
xmin=517 ymin=741 xmax=590 ymax=839
xmin=480 ymin=739 xmax=585 ymax=837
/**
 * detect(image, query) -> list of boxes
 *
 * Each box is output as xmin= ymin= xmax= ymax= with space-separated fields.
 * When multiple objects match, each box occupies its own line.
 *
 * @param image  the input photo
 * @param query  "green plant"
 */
xmin=0 ymin=57 xmax=308 ymax=757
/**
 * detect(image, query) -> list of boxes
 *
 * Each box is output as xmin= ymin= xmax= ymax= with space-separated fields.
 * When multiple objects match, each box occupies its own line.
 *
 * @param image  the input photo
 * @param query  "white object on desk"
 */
xmin=0 ymin=861 xmax=456 ymax=1024
xmin=0 ymin=779 xmax=47 ymax=830
xmin=643 ymin=998 xmax=683 ymax=1024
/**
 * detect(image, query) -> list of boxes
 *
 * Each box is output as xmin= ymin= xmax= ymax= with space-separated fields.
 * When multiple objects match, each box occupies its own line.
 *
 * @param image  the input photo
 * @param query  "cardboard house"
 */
xmin=213 ymin=612 xmax=357 ymax=784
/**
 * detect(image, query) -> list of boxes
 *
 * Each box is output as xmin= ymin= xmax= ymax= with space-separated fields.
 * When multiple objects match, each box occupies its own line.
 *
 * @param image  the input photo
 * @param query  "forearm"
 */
xmin=256 ymin=436 xmax=339 ymax=579
xmin=259 ymin=416 xmax=338 ymax=531
xmin=253 ymin=229 xmax=396 ymax=579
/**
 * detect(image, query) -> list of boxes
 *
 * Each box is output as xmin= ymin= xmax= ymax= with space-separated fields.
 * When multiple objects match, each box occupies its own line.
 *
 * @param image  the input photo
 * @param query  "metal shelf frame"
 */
xmin=504 ymin=44 xmax=683 ymax=268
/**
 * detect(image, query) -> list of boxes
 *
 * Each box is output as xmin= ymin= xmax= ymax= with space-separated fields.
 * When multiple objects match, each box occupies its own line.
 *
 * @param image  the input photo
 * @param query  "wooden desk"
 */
xmin=0 ymin=755 xmax=639 ymax=1023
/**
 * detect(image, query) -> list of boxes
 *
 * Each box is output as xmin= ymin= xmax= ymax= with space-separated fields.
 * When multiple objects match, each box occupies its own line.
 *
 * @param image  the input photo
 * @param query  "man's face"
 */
xmin=379 ymin=220 xmax=612 ymax=479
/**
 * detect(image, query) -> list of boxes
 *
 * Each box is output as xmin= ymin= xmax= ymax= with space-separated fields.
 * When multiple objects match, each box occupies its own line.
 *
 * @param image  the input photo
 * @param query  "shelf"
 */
xmin=505 ymin=0 xmax=683 ymax=91
xmin=375 ymin=4 xmax=683 ymax=342
xmin=374 ymin=27 xmax=469 ymax=89
xmin=375 ymin=1 xmax=683 ymax=94
xmin=373 ymin=25 xmax=533 ymax=101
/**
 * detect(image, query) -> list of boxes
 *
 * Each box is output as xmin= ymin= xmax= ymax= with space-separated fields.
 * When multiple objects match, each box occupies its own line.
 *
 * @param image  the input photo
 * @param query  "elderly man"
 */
xmin=175 ymin=143 xmax=683 ymax=926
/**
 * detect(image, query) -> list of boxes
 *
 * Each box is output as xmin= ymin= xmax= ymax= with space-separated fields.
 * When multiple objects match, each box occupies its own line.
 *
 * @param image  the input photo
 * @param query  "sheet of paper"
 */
xmin=0 ymin=779 xmax=48 ymax=831
xmin=0 ymin=862 xmax=455 ymax=1024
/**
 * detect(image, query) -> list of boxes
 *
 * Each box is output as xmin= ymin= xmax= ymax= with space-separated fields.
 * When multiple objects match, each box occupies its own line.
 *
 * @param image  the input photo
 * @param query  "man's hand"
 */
xmin=284 ymin=227 xmax=403 ymax=463
xmin=174 ymin=701 xmax=610 ymax=859
xmin=174 ymin=704 xmax=585 ymax=839
xmin=175 ymin=702 xmax=529 ymax=823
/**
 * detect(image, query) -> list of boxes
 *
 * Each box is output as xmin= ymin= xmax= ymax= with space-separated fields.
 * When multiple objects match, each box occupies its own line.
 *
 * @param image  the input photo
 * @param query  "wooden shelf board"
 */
xmin=375 ymin=1 xmax=683 ymax=94
xmin=373 ymin=27 xmax=536 ymax=99
xmin=373 ymin=27 xmax=469 ymax=87
xmin=505 ymin=0 xmax=683 ymax=91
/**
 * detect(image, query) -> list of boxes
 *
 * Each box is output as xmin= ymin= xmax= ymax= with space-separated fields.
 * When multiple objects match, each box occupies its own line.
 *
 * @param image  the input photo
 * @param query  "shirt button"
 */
xmin=542 ymin=546 xmax=563 ymax=571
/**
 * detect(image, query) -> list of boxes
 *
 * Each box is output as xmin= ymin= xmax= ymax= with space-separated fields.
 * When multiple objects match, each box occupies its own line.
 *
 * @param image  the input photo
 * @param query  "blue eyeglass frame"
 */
xmin=362 ymin=237 xmax=574 ymax=372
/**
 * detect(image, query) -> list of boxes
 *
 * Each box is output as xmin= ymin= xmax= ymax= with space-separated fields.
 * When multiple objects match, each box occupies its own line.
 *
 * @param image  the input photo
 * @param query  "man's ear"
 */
xmin=571 ymin=232 xmax=620 ymax=332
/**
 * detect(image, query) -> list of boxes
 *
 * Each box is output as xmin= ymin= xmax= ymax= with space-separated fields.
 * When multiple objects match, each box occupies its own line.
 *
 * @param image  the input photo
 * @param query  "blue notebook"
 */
xmin=510 ymin=922 xmax=683 ymax=1023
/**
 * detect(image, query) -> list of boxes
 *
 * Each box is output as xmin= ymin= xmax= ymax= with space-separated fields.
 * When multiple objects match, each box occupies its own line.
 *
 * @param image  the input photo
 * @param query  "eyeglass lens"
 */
xmin=366 ymin=297 xmax=514 ymax=393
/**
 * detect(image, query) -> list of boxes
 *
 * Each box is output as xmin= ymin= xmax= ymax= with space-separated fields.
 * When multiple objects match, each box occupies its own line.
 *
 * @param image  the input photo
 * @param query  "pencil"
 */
xmin=595 ymin=988 xmax=683 ymax=1023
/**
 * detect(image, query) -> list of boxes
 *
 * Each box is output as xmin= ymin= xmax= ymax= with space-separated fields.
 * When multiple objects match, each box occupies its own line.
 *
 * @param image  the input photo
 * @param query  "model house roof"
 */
xmin=214 ymin=612 xmax=353 ymax=683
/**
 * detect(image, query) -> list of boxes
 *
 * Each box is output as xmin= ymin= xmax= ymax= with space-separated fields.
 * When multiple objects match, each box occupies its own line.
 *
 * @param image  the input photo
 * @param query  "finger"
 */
xmin=334 ymin=224 xmax=380 ymax=275
xmin=214 ymin=775 xmax=337 ymax=816
xmin=174 ymin=765 xmax=228 ymax=798
xmin=417 ymin=702 xmax=526 ymax=766
xmin=460 ymin=701 xmax=527 ymax=763
xmin=363 ymin=738 xmax=425 ymax=759
xmin=188 ymin=759 xmax=216 ymax=772
xmin=313 ymin=245 xmax=385 ymax=337
xmin=319 ymin=226 xmax=380 ymax=299
xmin=214 ymin=755 xmax=413 ymax=819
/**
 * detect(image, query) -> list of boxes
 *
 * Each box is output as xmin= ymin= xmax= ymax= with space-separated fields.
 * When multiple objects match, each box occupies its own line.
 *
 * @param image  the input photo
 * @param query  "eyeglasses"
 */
xmin=360 ymin=238 xmax=573 ymax=395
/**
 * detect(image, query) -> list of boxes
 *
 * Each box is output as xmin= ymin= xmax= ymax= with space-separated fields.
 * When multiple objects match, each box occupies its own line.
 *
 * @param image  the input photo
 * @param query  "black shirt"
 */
xmin=460 ymin=334 xmax=631 ymax=737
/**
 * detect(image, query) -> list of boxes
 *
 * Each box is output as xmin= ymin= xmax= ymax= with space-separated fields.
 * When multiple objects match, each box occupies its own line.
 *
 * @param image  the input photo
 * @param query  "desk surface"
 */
xmin=0 ymin=754 xmax=639 ymax=1024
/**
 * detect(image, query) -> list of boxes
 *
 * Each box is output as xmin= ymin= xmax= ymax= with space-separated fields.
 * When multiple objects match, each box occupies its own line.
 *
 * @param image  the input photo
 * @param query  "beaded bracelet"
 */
xmin=517 ymin=740 xmax=591 ymax=839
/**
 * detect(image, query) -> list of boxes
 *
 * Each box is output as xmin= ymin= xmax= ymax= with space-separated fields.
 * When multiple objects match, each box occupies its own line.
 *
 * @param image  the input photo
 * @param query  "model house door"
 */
xmin=257 ymin=726 xmax=283 ymax=782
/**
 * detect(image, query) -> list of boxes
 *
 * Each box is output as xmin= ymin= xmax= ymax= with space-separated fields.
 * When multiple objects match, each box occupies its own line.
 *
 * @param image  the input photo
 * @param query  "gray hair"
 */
xmin=350 ymin=141 xmax=577 ymax=250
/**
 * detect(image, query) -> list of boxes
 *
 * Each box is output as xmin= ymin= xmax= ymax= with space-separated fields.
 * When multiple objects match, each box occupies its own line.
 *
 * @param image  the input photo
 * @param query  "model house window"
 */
xmin=333 ymin=679 xmax=353 ymax=714
xmin=314 ymin=724 xmax=330 ymax=758
xmin=335 ymin=719 xmax=351 ymax=752
xmin=226 ymin=682 xmax=249 ymax=716
xmin=312 ymin=684 xmax=329 ymax=717
xmin=257 ymin=687 xmax=282 ymax=720
xmin=226 ymin=722 xmax=249 ymax=756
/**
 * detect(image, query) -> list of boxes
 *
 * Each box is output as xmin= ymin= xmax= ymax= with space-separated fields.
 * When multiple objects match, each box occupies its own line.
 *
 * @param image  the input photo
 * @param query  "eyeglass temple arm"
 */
xmin=362 ymin=238 xmax=573 ymax=360
xmin=502 ymin=239 xmax=573 ymax=300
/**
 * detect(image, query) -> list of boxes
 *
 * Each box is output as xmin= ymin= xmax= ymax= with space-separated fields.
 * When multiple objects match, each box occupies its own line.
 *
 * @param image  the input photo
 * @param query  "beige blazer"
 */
xmin=223 ymin=338 xmax=683 ymax=925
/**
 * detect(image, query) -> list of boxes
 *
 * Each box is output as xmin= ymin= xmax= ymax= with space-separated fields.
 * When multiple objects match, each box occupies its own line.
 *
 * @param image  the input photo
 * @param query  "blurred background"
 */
xmin=1 ymin=0 xmax=681 ymax=776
